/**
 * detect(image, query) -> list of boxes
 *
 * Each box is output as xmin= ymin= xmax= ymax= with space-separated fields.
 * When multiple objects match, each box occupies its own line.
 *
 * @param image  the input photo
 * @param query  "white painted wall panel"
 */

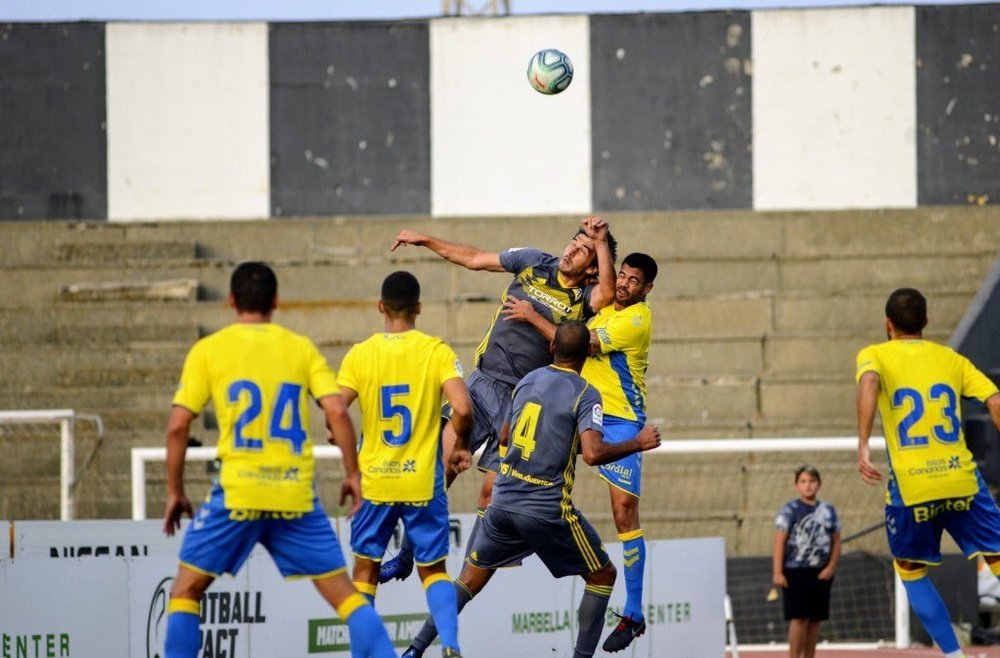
xmin=431 ymin=16 xmax=591 ymax=216
xmin=107 ymin=23 xmax=269 ymax=221
xmin=752 ymin=7 xmax=916 ymax=210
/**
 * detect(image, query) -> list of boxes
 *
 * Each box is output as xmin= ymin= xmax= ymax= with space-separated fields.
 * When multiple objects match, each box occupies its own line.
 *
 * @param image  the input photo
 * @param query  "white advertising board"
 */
xmin=3 ymin=517 xmax=725 ymax=657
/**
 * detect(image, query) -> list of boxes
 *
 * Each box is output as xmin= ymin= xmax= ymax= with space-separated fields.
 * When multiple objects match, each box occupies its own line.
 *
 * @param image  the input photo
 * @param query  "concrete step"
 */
xmin=56 ymin=241 xmax=197 ymax=264
xmin=646 ymin=376 xmax=759 ymax=423
xmin=777 ymin=253 xmax=997 ymax=294
xmin=773 ymin=290 xmax=973 ymax=334
xmin=762 ymin=331 xmax=951 ymax=377
xmin=0 ymin=345 xmax=188 ymax=392
xmin=759 ymin=375 xmax=854 ymax=422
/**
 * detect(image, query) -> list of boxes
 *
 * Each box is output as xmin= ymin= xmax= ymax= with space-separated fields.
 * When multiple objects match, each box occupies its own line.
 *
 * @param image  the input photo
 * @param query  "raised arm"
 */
xmin=320 ymin=393 xmax=363 ymax=517
xmin=163 ymin=405 xmax=196 ymax=536
xmin=580 ymin=425 xmax=660 ymax=467
xmin=856 ymin=371 xmax=883 ymax=485
xmin=390 ymin=230 xmax=504 ymax=272
xmin=582 ymin=216 xmax=615 ymax=311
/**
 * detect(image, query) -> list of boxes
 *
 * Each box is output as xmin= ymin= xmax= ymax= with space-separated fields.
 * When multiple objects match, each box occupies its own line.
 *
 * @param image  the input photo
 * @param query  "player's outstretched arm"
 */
xmin=320 ymin=393 xmax=363 ymax=517
xmin=163 ymin=405 xmax=196 ymax=536
xmin=856 ymin=371 xmax=883 ymax=485
xmin=580 ymin=425 xmax=661 ymax=467
xmin=443 ymin=377 xmax=474 ymax=475
xmin=581 ymin=216 xmax=615 ymax=311
xmin=390 ymin=230 xmax=504 ymax=272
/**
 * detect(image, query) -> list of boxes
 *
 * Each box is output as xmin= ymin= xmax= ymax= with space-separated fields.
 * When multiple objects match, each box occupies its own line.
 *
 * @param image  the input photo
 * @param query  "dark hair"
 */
xmin=554 ymin=320 xmax=591 ymax=362
xmin=795 ymin=464 xmax=821 ymax=485
xmin=885 ymin=288 xmax=927 ymax=334
xmin=574 ymin=228 xmax=619 ymax=265
xmin=381 ymin=271 xmax=420 ymax=316
xmin=622 ymin=252 xmax=658 ymax=283
xmin=230 ymin=261 xmax=277 ymax=314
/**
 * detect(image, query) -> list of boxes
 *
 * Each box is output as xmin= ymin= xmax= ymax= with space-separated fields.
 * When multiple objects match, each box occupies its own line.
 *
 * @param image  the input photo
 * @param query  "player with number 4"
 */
xmin=857 ymin=287 xmax=1000 ymax=658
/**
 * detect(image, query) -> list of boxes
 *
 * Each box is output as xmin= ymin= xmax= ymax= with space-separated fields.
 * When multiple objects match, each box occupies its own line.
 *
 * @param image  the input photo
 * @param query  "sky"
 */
xmin=2 ymin=0 xmax=994 ymax=22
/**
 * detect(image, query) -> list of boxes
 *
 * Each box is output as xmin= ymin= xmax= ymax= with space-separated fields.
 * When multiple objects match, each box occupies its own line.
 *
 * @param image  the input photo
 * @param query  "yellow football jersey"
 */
xmin=173 ymin=323 xmax=340 ymax=512
xmin=581 ymin=301 xmax=652 ymax=422
xmin=856 ymin=339 xmax=999 ymax=506
xmin=337 ymin=330 xmax=464 ymax=503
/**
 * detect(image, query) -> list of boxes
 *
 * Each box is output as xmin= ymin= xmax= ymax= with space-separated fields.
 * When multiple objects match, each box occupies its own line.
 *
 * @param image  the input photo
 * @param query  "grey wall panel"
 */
xmin=591 ymin=12 xmax=752 ymax=211
xmin=0 ymin=23 xmax=106 ymax=220
xmin=917 ymin=5 xmax=1000 ymax=205
xmin=270 ymin=22 xmax=430 ymax=216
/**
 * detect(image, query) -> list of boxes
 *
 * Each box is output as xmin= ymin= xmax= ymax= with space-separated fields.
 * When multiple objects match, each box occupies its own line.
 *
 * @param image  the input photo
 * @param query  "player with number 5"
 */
xmin=336 ymin=271 xmax=474 ymax=658
xmin=856 ymin=287 xmax=1000 ymax=658
xmin=161 ymin=262 xmax=395 ymax=658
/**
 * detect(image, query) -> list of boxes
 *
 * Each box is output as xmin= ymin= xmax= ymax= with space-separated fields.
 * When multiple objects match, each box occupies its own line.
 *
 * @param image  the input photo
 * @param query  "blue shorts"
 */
xmin=178 ymin=483 xmax=346 ymax=579
xmin=597 ymin=417 xmax=643 ymax=497
xmin=885 ymin=484 xmax=1000 ymax=564
xmin=468 ymin=369 xmax=515 ymax=473
xmin=350 ymin=492 xmax=450 ymax=566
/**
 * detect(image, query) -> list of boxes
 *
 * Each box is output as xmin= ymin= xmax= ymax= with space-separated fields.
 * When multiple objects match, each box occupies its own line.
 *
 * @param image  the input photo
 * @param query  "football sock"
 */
xmin=353 ymin=580 xmax=377 ymax=605
xmin=424 ymin=573 xmax=460 ymax=653
xmin=337 ymin=593 xmax=396 ymax=658
xmin=899 ymin=571 xmax=960 ymax=654
xmin=411 ymin=579 xmax=475 ymax=651
xmin=619 ymin=529 xmax=646 ymax=621
xmin=164 ymin=598 xmax=201 ymax=658
xmin=944 ymin=651 xmax=965 ymax=658
xmin=574 ymin=584 xmax=613 ymax=657
xmin=464 ymin=507 xmax=486 ymax=559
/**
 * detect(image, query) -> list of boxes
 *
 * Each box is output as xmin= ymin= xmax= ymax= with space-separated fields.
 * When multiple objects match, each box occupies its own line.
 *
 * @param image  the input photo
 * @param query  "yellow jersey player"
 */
xmin=336 ymin=271 xmax=473 ymax=658
xmin=162 ymin=262 xmax=394 ymax=658
xmin=501 ymin=252 xmax=657 ymax=651
xmin=857 ymin=287 xmax=1000 ymax=658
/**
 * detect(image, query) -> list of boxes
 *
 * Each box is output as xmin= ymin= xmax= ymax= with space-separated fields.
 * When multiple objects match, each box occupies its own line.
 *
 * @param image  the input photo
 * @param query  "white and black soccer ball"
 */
xmin=526 ymin=48 xmax=574 ymax=95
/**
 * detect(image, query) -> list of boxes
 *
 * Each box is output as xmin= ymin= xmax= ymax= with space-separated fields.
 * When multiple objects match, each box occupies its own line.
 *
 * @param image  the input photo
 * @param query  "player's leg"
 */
xmin=786 ymin=619 xmax=807 ymax=658
xmin=529 ymin=508 xmax=615 ymax=657
xmin=896 ymin=559 xmax=963 ymax=655
xmin=166 ymin=485 xmax=256 ymax=658
xmin=165 ymin=565 xmax=214 ymax=658
xmin=403 ymin=506 xmax=528 ymax=658
xmin=804 ymin=620 xmax=821 ymax=658
xmin=408 ymin=495 xmax=462 ymax=655
xmin=598 ymin=418 xmax=646 ymax=651
xmin=576 ymin=562 xmax=617 ymax=658
xmin=313 ymin=574 xmax=396 ymax=658
xmin=404 ymin=557 xmax=499 ymax=657
xmin=350 ymin=500 xmax=399 ymax=602
xmin=268 ymin=499 xmax=395 ymax=658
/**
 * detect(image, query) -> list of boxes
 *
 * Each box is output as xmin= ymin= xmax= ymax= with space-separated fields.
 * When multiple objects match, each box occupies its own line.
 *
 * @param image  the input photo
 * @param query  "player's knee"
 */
xmin=985 ymin=555 xmax=1000 ymax=577
xmin=588 ymin=561 xmax=617 ymax=587
xmin=611 ymin=504 xmax=639 ymax=532
xmin=893 ymin=559 xmax=929 ymax=581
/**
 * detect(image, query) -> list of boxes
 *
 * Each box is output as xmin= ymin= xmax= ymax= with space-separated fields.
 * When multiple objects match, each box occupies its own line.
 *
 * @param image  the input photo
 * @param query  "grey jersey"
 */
xmin=475 ymin=248 xmax=595 ymax=386
xmin=491 ymin=365 xmax=604 ymax=517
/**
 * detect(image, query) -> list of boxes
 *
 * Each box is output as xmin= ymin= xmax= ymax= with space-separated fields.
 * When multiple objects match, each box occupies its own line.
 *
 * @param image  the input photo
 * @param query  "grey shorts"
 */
xmin=467 ymin=369 xmax=514 ymax=473
xmin=468 ymin=505 xmax=610 ymax=578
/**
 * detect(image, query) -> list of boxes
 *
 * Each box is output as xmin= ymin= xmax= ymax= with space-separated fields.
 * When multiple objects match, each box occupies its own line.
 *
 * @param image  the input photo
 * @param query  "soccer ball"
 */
xmin=527 ymin=48 xmax=573 ymax=95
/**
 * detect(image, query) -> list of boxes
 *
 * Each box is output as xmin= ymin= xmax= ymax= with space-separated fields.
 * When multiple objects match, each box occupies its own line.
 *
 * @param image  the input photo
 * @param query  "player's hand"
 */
xmin=581 ymin=216 xmax=609 ymax=242
xmin=449 ymin=448 xmax=473 ymax=476
xmin=501 ymin=297 xmax=537 ymax=322
xmin=818 ymin=566 xmax=835 ymax=581
xmin=635 ymin=425 xmax=662 ymax=451
xmin=858 ymin=448 xmax=883 ymax=485
xmin=390 ymin=230 xmax=427 ymax=252
xmin=340 ymin=471 xmax=363 ymax=518
xmin=163 ymin=493 xmax=193 ymax=537
xmin=772 ymin=573 xmax=788 ymax=588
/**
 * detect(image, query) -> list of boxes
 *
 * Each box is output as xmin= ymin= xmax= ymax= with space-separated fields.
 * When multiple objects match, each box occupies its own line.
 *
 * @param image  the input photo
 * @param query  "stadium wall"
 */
xmin=0 ymin=4 xmax=998 ymax=220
